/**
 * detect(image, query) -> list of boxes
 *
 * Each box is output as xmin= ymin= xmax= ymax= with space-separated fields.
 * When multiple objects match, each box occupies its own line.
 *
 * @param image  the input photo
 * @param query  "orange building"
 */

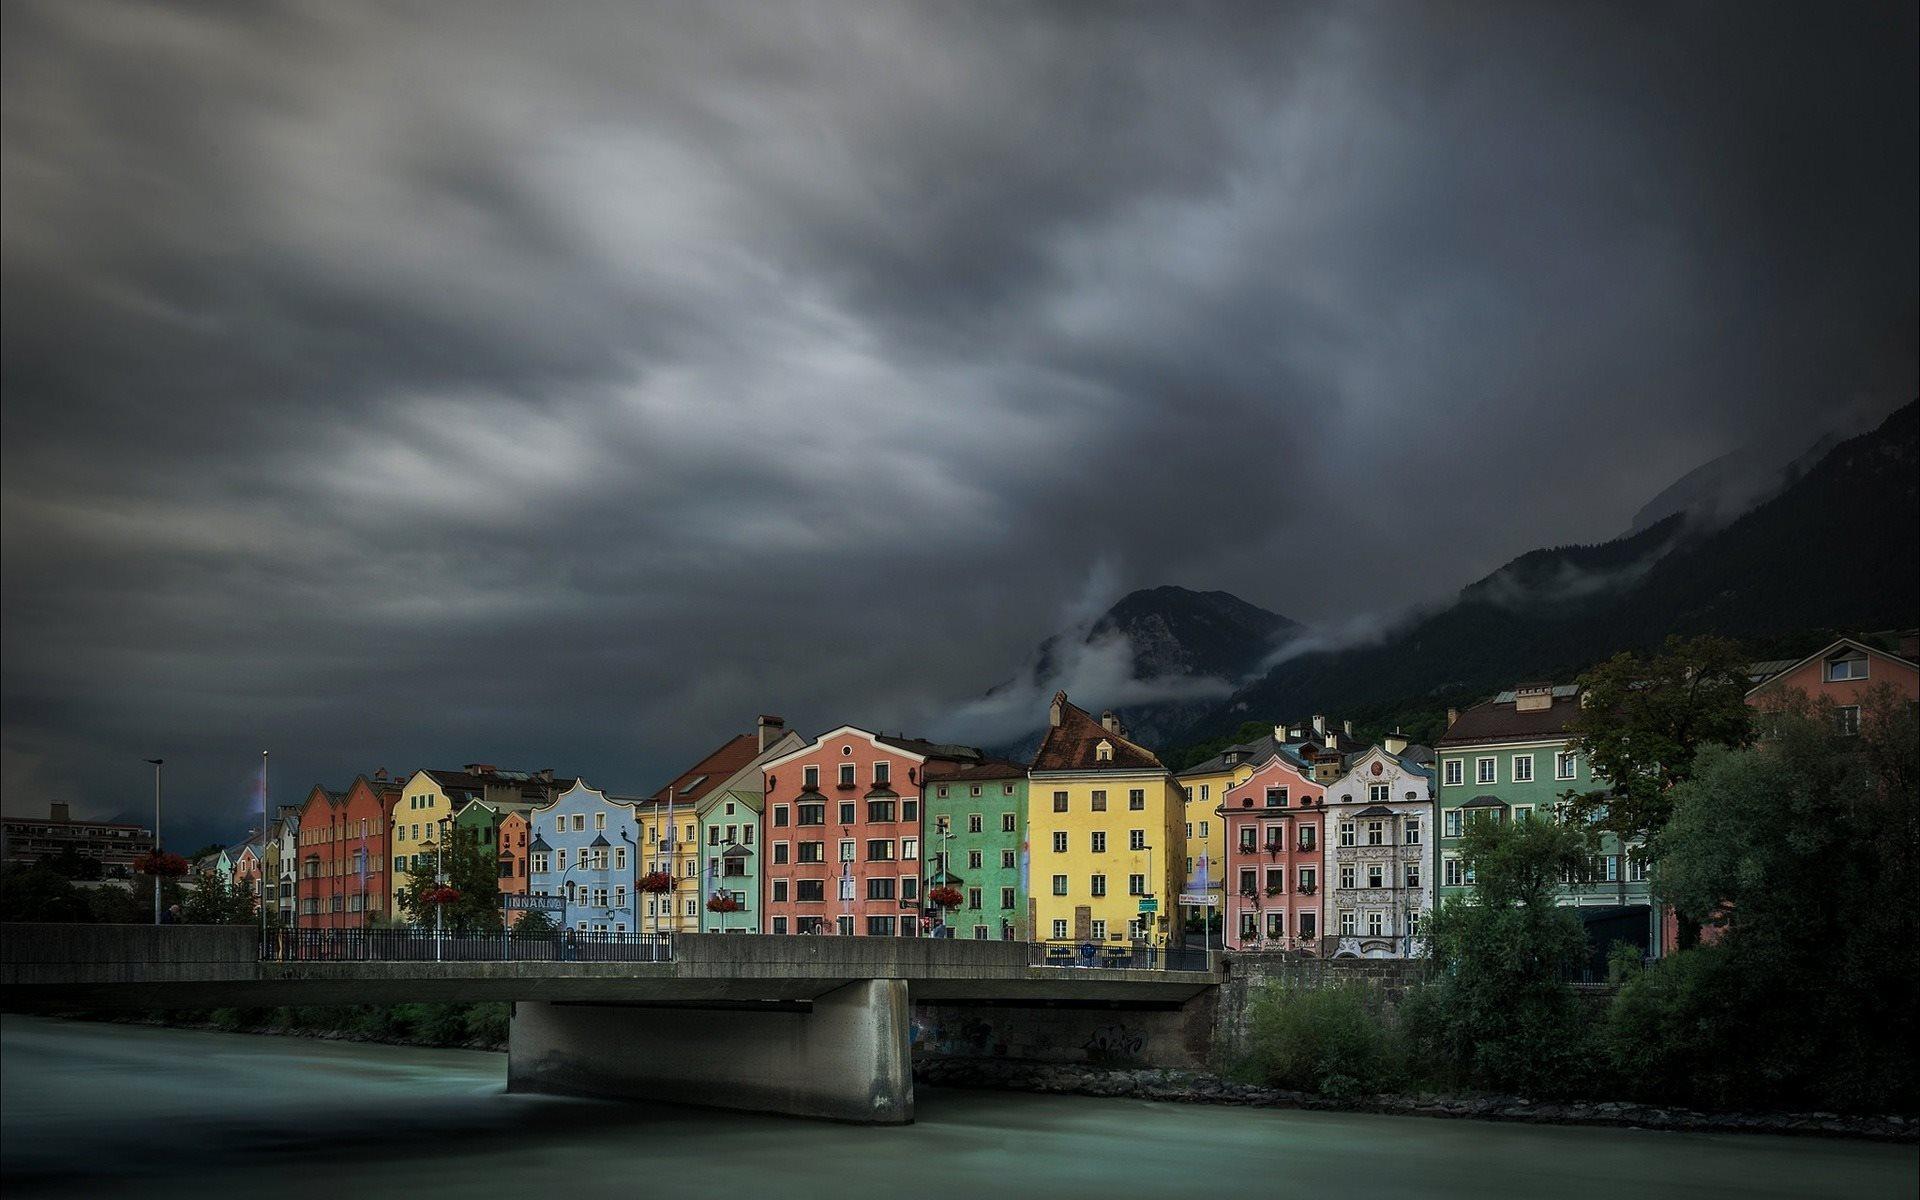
xmin=1747 ymin=634 xmax=1919 ymax=732
xmin=498 ymin=810 xmax=530 ymax=926
xmin=295 ymin=771 xmax=402 ymax=927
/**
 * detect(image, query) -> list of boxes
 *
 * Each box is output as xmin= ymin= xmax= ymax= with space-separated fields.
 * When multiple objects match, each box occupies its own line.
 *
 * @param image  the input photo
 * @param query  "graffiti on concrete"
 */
xmin=1082 ymin=1023 xmax=1146 ymax=1066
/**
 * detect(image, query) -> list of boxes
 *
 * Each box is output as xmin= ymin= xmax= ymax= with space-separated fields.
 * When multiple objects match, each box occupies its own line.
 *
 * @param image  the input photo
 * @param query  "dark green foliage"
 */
xmin=1410 ymin=818 xmax=1599 ymax=1097
xmin=463 ymin=1002 xmax=511 ymax=1045
xmin=401 ymin=838 xmax=502 ymax=933
xmin=1244 ymin=984 xmax=1403 ymax=1097
xmin=512 ymin=909 xmax=556 ymax=937
xmin=35 ymin=848 xmax=104 ymax=880
xmin=1563 ymin=635 xmax=1754 ymax=844
xmin=0 ymin=865 xmax=94 ymax=921
xmin=180 ymin=875 xmax=257 ymax=925
xmin=1600 ymin=689 xmax=1920 ymax=1111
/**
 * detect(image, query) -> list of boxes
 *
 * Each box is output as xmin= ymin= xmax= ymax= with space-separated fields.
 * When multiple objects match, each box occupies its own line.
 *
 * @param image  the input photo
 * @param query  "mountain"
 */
xmin=1174 ymin=398 xmax=1920 ymax=748
xmin=980 ymin=586 xmax=1297 ymax=758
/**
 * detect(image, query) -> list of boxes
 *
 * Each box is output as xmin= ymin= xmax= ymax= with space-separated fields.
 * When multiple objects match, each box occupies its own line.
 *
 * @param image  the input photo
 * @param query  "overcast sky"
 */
xmin=3 ymin=2 xmax=1915 ymax=844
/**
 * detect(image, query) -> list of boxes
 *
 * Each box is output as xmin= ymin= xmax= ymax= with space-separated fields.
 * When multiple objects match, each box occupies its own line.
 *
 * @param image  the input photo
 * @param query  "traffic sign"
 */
xmin=1138 ymin=897 xmax=1158 ymax=914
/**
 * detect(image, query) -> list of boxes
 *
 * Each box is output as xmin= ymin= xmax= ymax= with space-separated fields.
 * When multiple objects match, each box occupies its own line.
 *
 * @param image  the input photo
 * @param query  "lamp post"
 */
xmin=259 ymin=751 xmax=270 ymax=946
xmin=144 ymin=758 xmax=164 ymax=924
xmin=434 ymin=816 xmax=450 ymax=962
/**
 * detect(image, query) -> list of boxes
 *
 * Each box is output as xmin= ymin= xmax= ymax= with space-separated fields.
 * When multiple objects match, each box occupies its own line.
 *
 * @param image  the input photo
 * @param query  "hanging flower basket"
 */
xmin=927 ymin=885 xmax=963 ymax=909
xmin=706 ymin=893 xmax=742 ymax=913
xmin=638 ymin=871 xmax=674 ymax=894
xmin=133 ymin=851 xmax=190 ymax=877
xmin=419 ymin=885 xmax=462 ymax=907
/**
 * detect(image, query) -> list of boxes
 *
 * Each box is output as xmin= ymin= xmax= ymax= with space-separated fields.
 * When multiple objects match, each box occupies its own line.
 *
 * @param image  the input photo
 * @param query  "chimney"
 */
xmin=373 ymin=767 xmax=388 ymax=782
xmin=1101 ymin=710 xmax=1120 ymax=734
xmin=463 ymin=763 xmax=497 ymax=776
xmin=1513 ymin=683 xmax=1554 ymax=713
xmin=1384 ymin=730 xmax=1409 ymax=756
xmin=1343 ymin=719 xmax=1353 ymax=736
xmin=1273 ymin=724 xmax=1287 ymax=744
xmin=1445 ymin=707 xmax=1459 ymax=729
xmin=538 ymin=768 xmax=555 ymax=783
xmin=757 ymin=714 xmax=786 ymax=752
xmin=1326 ymin=730 xmax=1339 ymax=751
xmin=50 ymin=801 xmax=71 ymax=823
xmin=1049 ymin=692 xmax=1067 ymax=728
xmin=1311 ymin=714 xmax=1326 ymax=736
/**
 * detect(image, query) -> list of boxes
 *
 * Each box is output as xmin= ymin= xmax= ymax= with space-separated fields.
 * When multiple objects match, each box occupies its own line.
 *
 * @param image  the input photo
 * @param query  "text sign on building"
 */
xmin=503 ymin=894 xmax=565 ymax=913
xmin=1137 ymin=897 xmax=1159 ymax=914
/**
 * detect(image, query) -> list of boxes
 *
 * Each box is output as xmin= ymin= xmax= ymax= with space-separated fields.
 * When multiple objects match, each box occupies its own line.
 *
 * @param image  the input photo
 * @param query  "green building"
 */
xmin=924 ymin=759 xmax=1028 ymax=941
xmin=1433 ymin=683 xmax=1657 ymax=972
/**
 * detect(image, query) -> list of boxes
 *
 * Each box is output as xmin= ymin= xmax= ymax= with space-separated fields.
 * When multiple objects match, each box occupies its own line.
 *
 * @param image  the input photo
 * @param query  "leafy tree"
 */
xmin=0 ymin=864 xmax=93 ymax=921
xmin=1408 ymin=816 xmax=1597 ymax=1096
xmin=512 ymin=908 xmax=557 ymax=937
xmin=180 ymin=874 xmax=257 ymax=925
xmin=401 ymin=837 xmax=501 ymax=933
xmin=1243 ymin=983 xmax=1403 ymax=1097
xmin=1606 ymin=685 xmax=1919 ymax=1110
xmin=1562 ymin=635 xmax=1754 ymax=844
xmin=36 ymin=848 xmax=104 ymax=881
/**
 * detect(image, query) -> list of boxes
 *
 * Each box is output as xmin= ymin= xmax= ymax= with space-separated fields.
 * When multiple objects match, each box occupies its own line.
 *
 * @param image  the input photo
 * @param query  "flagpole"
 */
xmin=260 ymin=751 xmax=270 ymax=946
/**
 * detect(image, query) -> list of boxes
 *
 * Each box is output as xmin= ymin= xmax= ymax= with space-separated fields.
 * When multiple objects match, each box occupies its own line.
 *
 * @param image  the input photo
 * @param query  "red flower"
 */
xmin=705 ymin=893 xmax=742 ymax=913
xmin=638 ymin=871 xmax=675 ymax=894
xmin=928 ymin=885 xmax=963 ymax=909
xmin=133 ymin=851 xmax=190 ymax=877
xmin=419 ymin=885 xmax=462 ymax=906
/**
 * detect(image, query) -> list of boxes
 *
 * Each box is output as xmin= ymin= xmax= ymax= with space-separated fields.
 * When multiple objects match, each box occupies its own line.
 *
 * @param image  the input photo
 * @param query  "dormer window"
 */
xmin=1095 ymin=740 xmax=1113 ymax=763
xmin=1826 ymin=653 xmax=1869 ymax=682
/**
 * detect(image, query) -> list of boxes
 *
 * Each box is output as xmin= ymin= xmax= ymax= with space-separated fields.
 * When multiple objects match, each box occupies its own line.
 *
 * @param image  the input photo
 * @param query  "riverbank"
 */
xmin=913 ymin=1055 xmax=1919 ymax=1143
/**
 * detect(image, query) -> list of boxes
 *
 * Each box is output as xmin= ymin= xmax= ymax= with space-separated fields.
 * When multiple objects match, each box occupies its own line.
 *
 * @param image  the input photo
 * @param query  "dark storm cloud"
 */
xmin=3 ymin=1 xmax=1913 ymax=838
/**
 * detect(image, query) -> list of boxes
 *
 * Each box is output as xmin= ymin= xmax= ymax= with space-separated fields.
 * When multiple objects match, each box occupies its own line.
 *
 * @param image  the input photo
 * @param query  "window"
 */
xmin=1128 ymin=873 xmax=1146 ymax=896
xmin=1512 ymin=755 xmax=1534 ymax=783
xmin=967 ymin=887 xmax=982 ymax=910
xmin=1827 ymin=654 xmax=1869 ymax=682
xmin=1366 ymin=910 xmax=1385 ymax=936
xmin=1090 ymin=919 xmax=1108 ymax=940
xmin=839 ymin=764 xmax=856 ymax=787
xmin=1266 ymin=913 xmax=1286 ymax=939
xmin=839 ymin=877 xmax=856 ymax=902
xmin=1298 ymin=912 xmax=1316 ymax=939
xmin=1406 ymin=816 xmax=1421 ymax=844
xmin=867 ymin=877 xmax=896 ymax=900
xmin=873 ymin=762 xmax=890 ymax=784
xmin=1340 ymin=910 xmax=1356 ymax=935
xmin=1128 ymin=789 xmax=1145 ymax=810
xmin=772 ymin=880 xmax=789 ymax=902
xmin=1835 ymin=706 xmax=1862 ymax=737
xmin=1001 ymin=812 xmax=1017 ymax=833
xmin=798 ymin=842 xmax=824 ymax=864
xmin=1000 ymin=886 xmax=1016 ymax=909
xmin=797 ymin=803 xmax=825 ymax=826
xmin=772 ymin=916 xmax=789 ymax=935
xmin=1628 ymin=851 xmax=1650 ymax=882
xmin=903 ymin=800 xmax=918 ymax=821
xmin=773 ymin=843 xmax=790 ymax=865
xmin=1053 ymin=791 xmax=1069 ymax=813
xmin=1443 ymin=810 xmax=1462 ymax=838
xmin=901 ymin=876 xmax=919 ymax=901
xmin=969 ymin=786 xmax=981 ymax=798
xmin=1556 ymin=751 xmax=1578 ymax=780
xmin=1406 ymin=863 xmax=1421 ymax=888
xmin=936 ymin=785 xmax=949 ymax=798
xmin=1090 ymin=831 xmax=1107 ymax=853
xmin=1052 ymin=919 xmax=1069 ymax=939
xmin=1002 ymin=849 xmax=1017 ymax=869
xmin=1476 ymin=757 xmax=1496 ymax=784
xmin=1239 ymin=868 xmax=1257 ymax=896
xmin=902 ymin=837 xmax=918 ymax=860
xmin=1298 ymin=826 xmax=1316 ymax=850
xmin=967 ymin=850 xmax=982 ymax=870
xmin=594 ymin=812 xmax=606 ymax=831
xmin=1298 ymin=867 xmax=1316 ymax=891
xmin=614 ymin=847 xmax=627 ymax=870
xmin=1198 ymin=821 xmax=1209 ymax=839
xmin=1128 ymin=829 xmax=1146 ymax=851
xmin=1338 ymin=822 xmax=1355 ymax=848
xmin=1367 ymin=864 xmax=1383 ymax=888
xmin=967 ymin=813 xmax=983 ymax=834
xmin=1265 ymin=787 xmax=1287 ymax=808
xmin=1514 ymin=805 xmax=1533 ymax=823
xmin=1339 ymin=864 xmax=1356 ymax=889
xmin=1051 ymin=874 xmax=1068 ymax=896
xmin=1444 ymin=759 xmax=1463 ymax=786
xmin=1090 ymin=874 xmax=1107 ymax=897
xmin=1052 ymin=831 xmax=1068 ymax=853
xmin=1443 ymin=857 xmax=1463 ymax=887
xmin=1367 ymin=821 xmax=1384 ymax=846
xmin=867 ymin=799 xmax=895 ymax=823
xmin=803 ymin=766 xmax=819 ymax=789
xmin=866 ymin=839 xmax=895 ymax=862
xmin=1369 ymin=783 xmax=1391 ymax=804
xmin=838 ymin=839 xmax=855 ymax=863
xmin=1090 ymin=790 xmax=1107 ymax=812
xmin=867 ymin=917 xmax=897 ymax=937
xmin=1265 ymin=867 xmax=1283 ymax=893
xmin=838 ymin=802 xmax=856 ymax=824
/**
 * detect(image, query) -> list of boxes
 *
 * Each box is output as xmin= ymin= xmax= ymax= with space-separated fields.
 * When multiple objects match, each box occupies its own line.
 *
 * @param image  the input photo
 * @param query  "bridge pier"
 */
xmin=507 ymin=979 xmax=914 ymax=1124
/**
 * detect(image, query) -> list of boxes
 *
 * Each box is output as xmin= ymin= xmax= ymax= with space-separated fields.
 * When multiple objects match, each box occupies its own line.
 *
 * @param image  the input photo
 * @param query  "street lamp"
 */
xmin=144 ymin=758 xmax=164 ymax=925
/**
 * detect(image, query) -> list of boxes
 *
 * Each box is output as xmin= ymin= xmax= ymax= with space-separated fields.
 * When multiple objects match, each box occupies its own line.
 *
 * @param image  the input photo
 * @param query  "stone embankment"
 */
xmin=913 ymin=1056 xmax=1917 ymax=1143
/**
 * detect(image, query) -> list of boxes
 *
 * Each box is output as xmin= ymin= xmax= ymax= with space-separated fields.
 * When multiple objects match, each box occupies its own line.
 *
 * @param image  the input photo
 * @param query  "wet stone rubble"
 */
xmin=911 ymin=1057 xmax=1916 ymax=1143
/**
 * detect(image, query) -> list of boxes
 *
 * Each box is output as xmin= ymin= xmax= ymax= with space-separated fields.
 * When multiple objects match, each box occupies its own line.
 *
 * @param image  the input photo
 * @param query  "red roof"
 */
xmin=1436 ymin=693 xmax=1583 ymax=747
xmin=646 ymin=733 xmax=762 ymax=806
xmin=1031 ymin=693 xmax=1166 ymax=773
xmin=926 ymin=758 xmax=1029 ymax=782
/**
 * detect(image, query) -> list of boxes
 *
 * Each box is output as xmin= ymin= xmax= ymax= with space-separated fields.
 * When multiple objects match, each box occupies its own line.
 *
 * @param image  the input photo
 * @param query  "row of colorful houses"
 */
xmin=199 ymin=633 xmax=1915 ymax=960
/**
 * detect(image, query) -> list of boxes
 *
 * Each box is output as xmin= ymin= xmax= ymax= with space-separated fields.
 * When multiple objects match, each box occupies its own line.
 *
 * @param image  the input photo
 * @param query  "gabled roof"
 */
xmin=1032 ymin=694 xmax=1165 ymax=774
xmin=1437 ymin=688 xmax=1584 ymax=747
xmin=1178 ymin=733 xmax=1319 ymax=777
xmin=1745 ymin=636 xmax=1920 ymax=697
xmin=873 ymin=734 xmax=984 ymax=763
xmin=927 ymin=758 xmax=1029 ymax=783
xmin=648 ymin=734 xmax=762 ymax=806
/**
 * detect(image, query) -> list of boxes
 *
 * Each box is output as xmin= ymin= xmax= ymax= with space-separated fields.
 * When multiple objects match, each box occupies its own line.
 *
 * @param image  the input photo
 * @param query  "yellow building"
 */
xmin=631 ymin=796 xmax=704 ymax=935
xmin=1028 ymin=693 xmax=1187 ymax=948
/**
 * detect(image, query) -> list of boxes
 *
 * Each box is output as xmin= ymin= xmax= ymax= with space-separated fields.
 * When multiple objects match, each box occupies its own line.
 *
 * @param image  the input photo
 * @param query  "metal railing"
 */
xmin=259 ymin=927 xmax=674 ymax=963
xmin=1028 ymin=939 xmax=1213 ymax=973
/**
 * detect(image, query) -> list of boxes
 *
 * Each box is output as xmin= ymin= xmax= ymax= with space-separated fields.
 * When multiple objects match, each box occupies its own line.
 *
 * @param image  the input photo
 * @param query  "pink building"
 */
xmin=1747 ymin=635 xmax=1919 ymax=731
xmin=1219 ymin=752 xmax=1326 ymax=951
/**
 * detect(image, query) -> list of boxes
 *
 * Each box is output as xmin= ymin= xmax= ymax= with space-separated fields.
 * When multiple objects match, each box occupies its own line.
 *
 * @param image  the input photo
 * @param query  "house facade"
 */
xmin=497 ymin=810 xmax=530 ymax=926
xmin=294 ymin=773 xmax=399 ymax=928
xmin=1028 ymin=694 xmax=1187 ymax=949
xmin=527 ymin=781 xmax=640 ymax=934
xmin=924 ymin=759 xmax=1029 ymax=941
xmin=0 ymin=802 xmax=154 ymax=873
xmin=1322 ymin=736 xmax=1433 ymax=957
xmin=1435 ymin=684 xmax=1656 ymax=963
xmin=760 ymin=727 xmax=981 ymax=936
xmin=391 ymin=766 xmax=572 ymax=922
xmin=1219 ymin=751 xmax=1323 ymax=951
xmin=1747 ymin=635 xmax=1920 ymax=731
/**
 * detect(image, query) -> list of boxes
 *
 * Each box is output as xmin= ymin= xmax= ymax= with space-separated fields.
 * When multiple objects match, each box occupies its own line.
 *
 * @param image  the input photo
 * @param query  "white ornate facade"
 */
xmin=1323 ymin=739 xmax=1433 ymax=958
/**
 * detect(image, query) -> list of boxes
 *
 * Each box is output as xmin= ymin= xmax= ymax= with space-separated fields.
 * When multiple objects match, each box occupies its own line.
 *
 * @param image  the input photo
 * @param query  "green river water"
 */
xmin=1 ymin=1016 xmax=1912 ymax=1199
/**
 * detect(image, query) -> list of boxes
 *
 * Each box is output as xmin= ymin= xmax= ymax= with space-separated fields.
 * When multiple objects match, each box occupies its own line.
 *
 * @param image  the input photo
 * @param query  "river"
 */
xmin=2 ymin=1016 xmax=1912 ymax=1199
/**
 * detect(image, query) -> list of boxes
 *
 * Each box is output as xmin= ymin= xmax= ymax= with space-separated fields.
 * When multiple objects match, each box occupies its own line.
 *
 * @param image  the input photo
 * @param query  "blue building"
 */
xmin=527 ymin=780 xmax=639 ymax=934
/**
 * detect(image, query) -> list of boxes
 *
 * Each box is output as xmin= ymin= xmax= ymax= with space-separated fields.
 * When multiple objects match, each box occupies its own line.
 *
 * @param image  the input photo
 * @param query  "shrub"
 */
xmin=1244 ymin=983 xmax=1402 ymax=1097
xmin=464 ymin=1002 xmax=511 ymax=1046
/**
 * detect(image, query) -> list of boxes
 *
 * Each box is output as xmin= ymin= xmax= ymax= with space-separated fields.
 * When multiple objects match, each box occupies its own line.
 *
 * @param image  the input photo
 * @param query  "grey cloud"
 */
xmin=2 ymin=1 xmax=1913 ymax=843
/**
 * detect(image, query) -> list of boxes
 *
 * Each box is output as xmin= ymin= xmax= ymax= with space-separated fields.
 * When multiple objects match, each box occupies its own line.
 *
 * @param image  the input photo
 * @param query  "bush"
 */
xmin=464 ymin=1002 xmax=511 ymax=1045
xmin=1244 ymin=984 xmax=1402 ymax=1097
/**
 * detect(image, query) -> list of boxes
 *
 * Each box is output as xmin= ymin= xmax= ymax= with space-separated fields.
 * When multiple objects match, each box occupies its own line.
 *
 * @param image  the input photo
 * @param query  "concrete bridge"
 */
xmin=2 ymin=924 xmax=1220 ymax=1124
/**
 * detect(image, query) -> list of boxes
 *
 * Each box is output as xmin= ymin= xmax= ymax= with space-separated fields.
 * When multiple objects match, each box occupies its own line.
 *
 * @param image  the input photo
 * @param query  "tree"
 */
xmin=1408 ymin=816 xmax=1597 ymax=1096
xmin=402 ymin=837 xmax=501 ymax=934
xmin=180 ymin=875 xmax=257 ymax=925
xmin=1562 ymin=635 xmax=1754 ymax=845
xmin=1607 ymin=684 xmax=1919 ymax=1110
xmin=513 ymin=908 xmax=557 ymax=937
xmin=0 ymin=864 xmax=93 ymax=921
